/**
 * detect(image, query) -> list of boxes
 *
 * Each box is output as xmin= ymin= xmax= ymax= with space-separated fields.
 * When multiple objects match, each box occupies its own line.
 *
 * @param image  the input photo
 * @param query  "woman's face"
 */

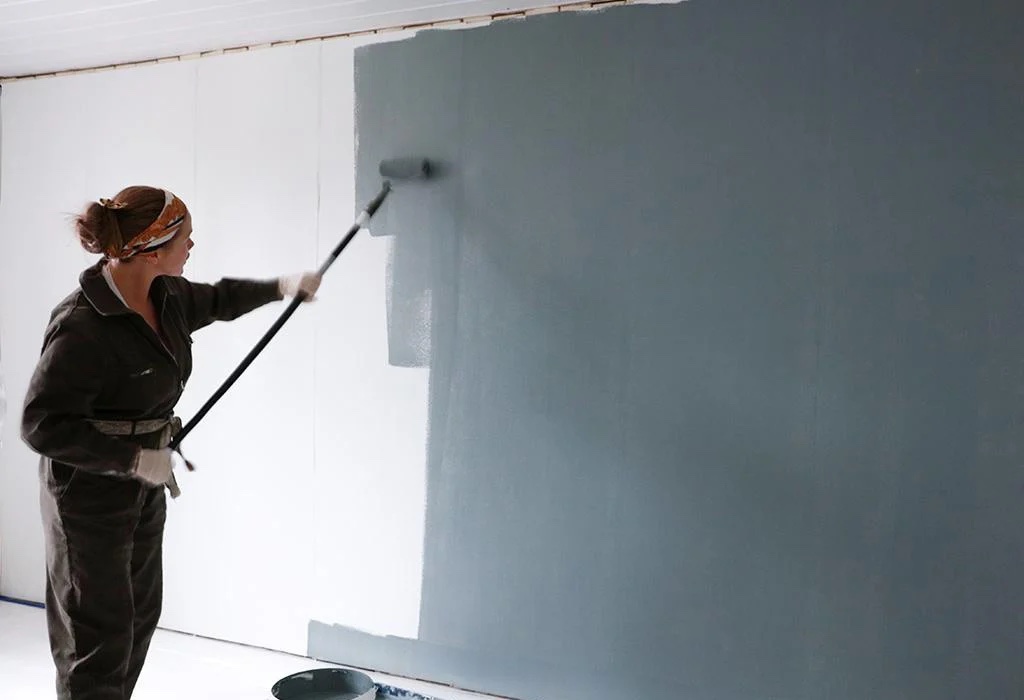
xmin=154 ymin=212 xmax=194 ymax=277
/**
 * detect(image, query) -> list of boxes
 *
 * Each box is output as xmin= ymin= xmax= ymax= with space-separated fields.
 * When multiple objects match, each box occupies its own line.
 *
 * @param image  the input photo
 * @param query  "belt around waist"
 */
xmin=85 ymin=416 xmax=183 ymax=499
xmin=87 ymin=416 xmax=179 ymax=437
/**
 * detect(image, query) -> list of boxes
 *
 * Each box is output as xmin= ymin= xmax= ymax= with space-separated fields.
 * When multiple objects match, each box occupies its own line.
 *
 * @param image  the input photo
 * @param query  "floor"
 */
xmin=0 ymin=601 xmax=498 ymax=700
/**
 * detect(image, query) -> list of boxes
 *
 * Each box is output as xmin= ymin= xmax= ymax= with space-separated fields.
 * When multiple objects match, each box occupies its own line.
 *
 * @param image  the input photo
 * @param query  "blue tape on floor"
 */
xmin=0 ymin=595 xmax=45 ymax=609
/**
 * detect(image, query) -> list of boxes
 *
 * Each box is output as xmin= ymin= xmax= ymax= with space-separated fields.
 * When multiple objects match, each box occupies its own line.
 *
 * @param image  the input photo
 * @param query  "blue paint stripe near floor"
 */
xmin=0 ymin=595 xmax=45 ymax=609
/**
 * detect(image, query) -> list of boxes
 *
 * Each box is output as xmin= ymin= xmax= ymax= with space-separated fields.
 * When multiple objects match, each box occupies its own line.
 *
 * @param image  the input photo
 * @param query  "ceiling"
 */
xmin=0 ymin=0 xmax=606 ymax=79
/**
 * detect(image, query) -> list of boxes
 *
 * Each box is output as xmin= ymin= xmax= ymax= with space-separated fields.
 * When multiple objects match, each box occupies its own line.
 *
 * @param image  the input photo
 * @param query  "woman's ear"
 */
xmin=137 ymin=251 xmax=160 ymax=266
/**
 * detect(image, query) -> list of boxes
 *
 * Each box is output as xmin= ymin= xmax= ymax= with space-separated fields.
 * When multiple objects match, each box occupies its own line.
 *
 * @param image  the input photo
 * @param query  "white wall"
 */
xmin=0 ymin=34 xmax=428 ymax=656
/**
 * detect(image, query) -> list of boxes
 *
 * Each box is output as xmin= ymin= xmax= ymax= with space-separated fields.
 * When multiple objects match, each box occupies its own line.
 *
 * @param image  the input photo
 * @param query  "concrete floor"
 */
xmin=0 ymin=600 xmax=498 ymax=700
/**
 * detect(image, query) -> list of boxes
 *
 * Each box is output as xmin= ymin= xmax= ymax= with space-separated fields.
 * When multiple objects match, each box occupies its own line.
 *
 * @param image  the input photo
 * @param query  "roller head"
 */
xmin=379 ymin=157 xmax=431 ymax=181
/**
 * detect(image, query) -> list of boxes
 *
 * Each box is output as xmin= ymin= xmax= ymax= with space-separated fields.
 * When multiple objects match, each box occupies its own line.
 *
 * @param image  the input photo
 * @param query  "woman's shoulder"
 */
xmin=42 ymin=288 xmax=103 ymax=342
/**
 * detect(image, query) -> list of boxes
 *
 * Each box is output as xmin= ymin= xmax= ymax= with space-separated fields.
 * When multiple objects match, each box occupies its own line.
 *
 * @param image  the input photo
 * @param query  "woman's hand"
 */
xmin=278 ymin=271 xmax=321 ymax=302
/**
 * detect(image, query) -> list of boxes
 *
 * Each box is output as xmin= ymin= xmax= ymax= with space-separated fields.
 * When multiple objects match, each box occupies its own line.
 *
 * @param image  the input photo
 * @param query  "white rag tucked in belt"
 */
xmin=87 ymin=416 xmax=183 ymax=498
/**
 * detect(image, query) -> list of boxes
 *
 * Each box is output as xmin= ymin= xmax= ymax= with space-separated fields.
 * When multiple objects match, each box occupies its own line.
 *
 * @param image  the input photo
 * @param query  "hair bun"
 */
xmin=74 ymin=186 xmax=169 ymax=257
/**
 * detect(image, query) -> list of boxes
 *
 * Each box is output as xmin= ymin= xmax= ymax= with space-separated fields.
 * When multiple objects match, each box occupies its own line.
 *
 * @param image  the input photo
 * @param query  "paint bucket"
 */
xmin=271 ymin=668 xmax=377 ymax=700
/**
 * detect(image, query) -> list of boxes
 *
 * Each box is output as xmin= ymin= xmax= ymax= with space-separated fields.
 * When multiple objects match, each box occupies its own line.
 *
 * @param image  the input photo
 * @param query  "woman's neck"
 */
xmin=105 ymin=259 xmax=156 ymax=311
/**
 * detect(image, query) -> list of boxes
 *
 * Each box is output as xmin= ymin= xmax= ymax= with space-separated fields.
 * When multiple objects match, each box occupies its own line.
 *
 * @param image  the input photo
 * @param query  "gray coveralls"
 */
xmin=21 ymin=260 xmax=281 ymax=700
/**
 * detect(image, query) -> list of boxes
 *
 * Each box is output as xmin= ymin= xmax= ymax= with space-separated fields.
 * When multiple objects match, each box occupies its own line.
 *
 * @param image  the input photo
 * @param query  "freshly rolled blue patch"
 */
xmin=375 ymin=685 xmax=439 ymax=700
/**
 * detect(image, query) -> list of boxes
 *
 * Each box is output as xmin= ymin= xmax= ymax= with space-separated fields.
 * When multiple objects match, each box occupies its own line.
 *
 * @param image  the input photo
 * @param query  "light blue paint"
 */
xmin=313 ymin=2 xmax=1024 ymax=699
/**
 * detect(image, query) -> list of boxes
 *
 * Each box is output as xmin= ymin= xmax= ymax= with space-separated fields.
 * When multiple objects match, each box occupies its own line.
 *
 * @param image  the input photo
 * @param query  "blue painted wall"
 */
xmin=311 ymin=2 xmax=1024 ymax=698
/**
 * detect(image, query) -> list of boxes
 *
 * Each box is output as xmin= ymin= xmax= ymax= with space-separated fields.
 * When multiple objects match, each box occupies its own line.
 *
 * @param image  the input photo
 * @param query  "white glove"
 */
xmin=278 ymin=271 xmax=321 ymax=301
xmin=133 ymin=448 xmax=182 ymax=487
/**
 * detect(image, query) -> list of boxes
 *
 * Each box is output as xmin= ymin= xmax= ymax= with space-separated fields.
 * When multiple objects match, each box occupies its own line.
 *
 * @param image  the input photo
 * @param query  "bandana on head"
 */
xmin=106 ymin=190 xmax=187 ymax=259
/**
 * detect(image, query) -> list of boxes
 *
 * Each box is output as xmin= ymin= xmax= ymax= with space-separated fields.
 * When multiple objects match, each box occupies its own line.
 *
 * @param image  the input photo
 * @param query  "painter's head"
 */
xmin=76 ymin=185 xmax=194 ymax=276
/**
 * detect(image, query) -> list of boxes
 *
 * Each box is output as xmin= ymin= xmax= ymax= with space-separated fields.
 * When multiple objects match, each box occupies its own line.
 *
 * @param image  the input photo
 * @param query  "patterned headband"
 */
xmin=106 ymin=190 xmax=188 ymax=259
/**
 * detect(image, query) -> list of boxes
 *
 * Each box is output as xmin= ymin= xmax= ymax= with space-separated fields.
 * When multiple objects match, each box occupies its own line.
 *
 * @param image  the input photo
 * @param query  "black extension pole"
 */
xmin=169 ymin=181 xmax=393 ymax=452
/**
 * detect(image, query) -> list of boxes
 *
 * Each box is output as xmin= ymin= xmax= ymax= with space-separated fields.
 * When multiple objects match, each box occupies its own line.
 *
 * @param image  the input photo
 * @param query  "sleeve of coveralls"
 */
xmin=177 ymin=277 xmax=283 ymax=333
xmin=21 ymin=324 xmax=139 ymax=474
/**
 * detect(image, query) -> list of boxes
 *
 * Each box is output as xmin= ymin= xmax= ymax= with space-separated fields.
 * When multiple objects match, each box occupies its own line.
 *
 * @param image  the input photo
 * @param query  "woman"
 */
xmin=21 ymin=185 xmax=320 ymax=700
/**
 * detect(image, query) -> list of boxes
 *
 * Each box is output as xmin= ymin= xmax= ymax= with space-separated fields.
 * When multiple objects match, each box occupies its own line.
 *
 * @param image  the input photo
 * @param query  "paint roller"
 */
xmin=169 ymin=157 xmax=433 ymax=455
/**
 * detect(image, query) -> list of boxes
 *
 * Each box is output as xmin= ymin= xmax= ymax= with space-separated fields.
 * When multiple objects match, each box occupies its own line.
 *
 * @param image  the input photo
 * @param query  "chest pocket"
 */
xmin=111 ymin=358 xmax=180 ymax=409
xmin=101 ymin=315 xmax=184 ymax=413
